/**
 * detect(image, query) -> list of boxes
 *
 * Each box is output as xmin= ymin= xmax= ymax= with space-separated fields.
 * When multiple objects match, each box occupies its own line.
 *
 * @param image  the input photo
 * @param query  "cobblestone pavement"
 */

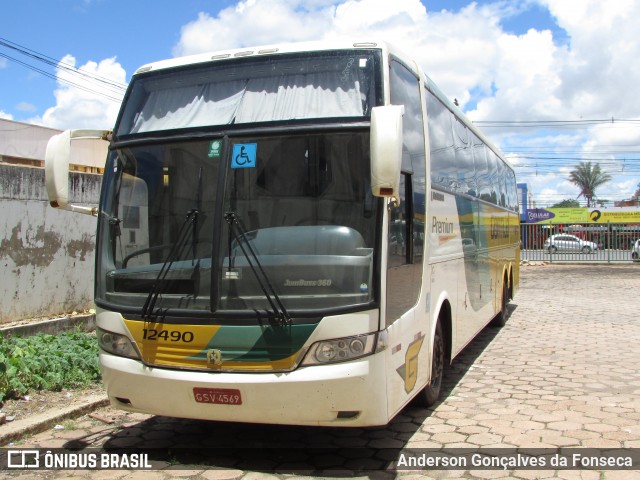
xmin=5 ymin=264 xmax=640 ymax=479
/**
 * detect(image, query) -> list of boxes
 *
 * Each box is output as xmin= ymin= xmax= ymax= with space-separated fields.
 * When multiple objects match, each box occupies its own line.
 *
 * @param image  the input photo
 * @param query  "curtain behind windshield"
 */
xmin=121 ymin=53 xmax=377 ymax=134
xmin=131 ymin=80 xmax=247 ymax=132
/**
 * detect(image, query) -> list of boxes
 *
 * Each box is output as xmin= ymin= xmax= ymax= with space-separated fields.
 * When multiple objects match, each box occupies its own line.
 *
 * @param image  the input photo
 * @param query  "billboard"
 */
xmin=525 ymin=207 xmax=640 ymax=224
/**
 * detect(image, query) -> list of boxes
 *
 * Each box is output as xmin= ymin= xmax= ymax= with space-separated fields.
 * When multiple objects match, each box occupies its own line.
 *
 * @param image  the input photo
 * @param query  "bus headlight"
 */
xmin=97 ymin=328 xmax=140 ymax=360
xmin=301 ymin=332 xmax=384 ymax=366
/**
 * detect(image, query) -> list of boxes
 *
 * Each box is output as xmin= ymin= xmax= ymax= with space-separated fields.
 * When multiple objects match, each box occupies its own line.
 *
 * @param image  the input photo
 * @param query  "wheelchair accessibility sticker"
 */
xmin=231 ymin=143 xmax=257 ymax=169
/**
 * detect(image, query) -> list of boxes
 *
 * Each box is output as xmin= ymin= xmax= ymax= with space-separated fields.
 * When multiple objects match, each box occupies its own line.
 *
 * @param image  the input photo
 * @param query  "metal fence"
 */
xmin=520 ymin=223 xmax=640 ymax=263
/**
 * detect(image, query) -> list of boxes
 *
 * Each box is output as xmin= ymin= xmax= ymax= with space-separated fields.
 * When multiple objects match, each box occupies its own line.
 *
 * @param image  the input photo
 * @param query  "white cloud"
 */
xmin=463 ymin=0 xmax=640 ymax=126
xmin=172 ymin=1 xmax=508 ymax=104
xmin=24 ymin=0 xmax=633 ymax=206
xmin=16 ymin=102 xmax=36 ymax=113
xmin=0 ymin=110 xmax=13 ymax=120
xmin=331 ymin=0 xmax=427 ymax=35
xmin=468 ymin=28 xmax=564 ymax=122
xmin=169 ymin=0 xmax=640 ymax=206
xmin=539 ymin=0 xmax=640 ymax=118
xmin=173 ymin=1 xmax=335 ymax=56
xmin=476 ymin=0 xmax=640 ymax=205
xmin=31 ymin=55 xmax=126 ymax=130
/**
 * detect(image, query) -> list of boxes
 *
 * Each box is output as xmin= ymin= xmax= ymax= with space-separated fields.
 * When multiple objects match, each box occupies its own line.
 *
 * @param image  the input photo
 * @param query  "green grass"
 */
xmin=0 ymin=330 xmax=101 ymax=402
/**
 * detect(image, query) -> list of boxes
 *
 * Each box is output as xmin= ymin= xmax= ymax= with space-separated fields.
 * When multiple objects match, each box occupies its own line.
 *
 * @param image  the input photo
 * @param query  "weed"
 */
xmin=62 ymin=419 xmax=78 ymax=431
xmin=0 ymin=330 xmax=100 ymax=402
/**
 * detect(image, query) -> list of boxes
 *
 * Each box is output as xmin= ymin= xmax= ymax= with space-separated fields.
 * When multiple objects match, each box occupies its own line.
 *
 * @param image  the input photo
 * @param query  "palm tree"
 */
xmin=568 ymin=162 xmax=612 ymax=207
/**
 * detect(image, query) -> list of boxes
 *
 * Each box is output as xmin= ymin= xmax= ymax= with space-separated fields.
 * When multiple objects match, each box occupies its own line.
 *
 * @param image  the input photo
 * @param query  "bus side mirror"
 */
xmin=45 ymin=129 xmax=111 ymax=216
xmin=370 ymin=105 xmax=403 ymax=197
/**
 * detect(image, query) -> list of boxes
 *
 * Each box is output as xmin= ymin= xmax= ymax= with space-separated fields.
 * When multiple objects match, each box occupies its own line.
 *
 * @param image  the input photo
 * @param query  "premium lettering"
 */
xmin=432 ymin=217 xmax=454 ymax=234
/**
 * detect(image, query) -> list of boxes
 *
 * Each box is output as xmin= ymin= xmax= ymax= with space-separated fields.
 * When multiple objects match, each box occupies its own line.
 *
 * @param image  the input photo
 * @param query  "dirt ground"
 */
xmin=0 ymin=383 xmax=105 ymax=424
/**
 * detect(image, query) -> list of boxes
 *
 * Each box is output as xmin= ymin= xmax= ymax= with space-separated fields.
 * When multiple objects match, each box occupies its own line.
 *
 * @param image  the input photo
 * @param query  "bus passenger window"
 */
xmin=386 ymin=59 xmax=425 ymax=324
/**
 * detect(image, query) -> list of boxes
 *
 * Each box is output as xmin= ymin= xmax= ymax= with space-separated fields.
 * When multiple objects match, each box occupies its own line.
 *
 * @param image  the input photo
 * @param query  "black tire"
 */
xmin=581 ymin=246 xmax=592 ymax=254
xmin=416 ymin=321 xmax=444 ymax=407
xmin=548 ymin=245 xmax=557 ymax=254
xmin=491 ymin=277 xmax=509 ymax=328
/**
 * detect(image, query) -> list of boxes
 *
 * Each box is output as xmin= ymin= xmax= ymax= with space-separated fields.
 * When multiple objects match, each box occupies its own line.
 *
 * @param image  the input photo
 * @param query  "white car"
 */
xmin=632 ymin=239 xmax=640 ymax=262
xmin=544 ymin=234 xmax=599 ymax=254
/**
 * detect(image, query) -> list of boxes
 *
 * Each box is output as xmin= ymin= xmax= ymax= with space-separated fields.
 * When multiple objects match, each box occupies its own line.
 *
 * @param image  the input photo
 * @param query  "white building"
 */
xmin=0 ymin=118 xmax=105 ymax=173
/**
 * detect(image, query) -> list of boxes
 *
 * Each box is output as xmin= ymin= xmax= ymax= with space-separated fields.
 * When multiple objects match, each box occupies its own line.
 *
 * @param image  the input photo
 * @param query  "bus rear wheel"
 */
xmin=416 ymin=321 xmax=444 ymax=407
xmin=491 ymin=277 xmax=509 ymax=327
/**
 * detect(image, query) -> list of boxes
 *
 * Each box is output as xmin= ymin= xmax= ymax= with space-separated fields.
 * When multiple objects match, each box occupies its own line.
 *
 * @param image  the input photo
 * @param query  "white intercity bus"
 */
xmin=45 ymin=40 xmax=519 ymax=426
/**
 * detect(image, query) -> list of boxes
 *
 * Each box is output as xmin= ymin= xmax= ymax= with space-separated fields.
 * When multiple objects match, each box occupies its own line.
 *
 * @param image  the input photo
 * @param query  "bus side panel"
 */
xmin=429 ymin=190 xmax=473 ymax=358
xmin=428 ymin=191 xmax=520 ymax=361
xmin=454 ymin=196 xmax=490 ymax=347
xmin=384 ymin=269 xmax=438 ymax=421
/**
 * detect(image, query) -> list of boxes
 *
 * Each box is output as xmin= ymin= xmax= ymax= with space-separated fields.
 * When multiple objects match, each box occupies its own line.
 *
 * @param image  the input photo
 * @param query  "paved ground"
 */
xmin=3 ymin=263 xmax=640 ymax=479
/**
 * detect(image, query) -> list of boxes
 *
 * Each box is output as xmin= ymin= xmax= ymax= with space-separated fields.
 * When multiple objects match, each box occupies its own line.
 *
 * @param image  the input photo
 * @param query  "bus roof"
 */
xmin=133 ymin=39 xmax=408 ymax=75
xmin=129 ymin=38 xmax=511 ymax=171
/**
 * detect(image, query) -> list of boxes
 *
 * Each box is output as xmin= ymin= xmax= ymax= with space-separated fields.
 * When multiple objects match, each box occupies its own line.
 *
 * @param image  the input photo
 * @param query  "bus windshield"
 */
xmin=116 ymin=51 xmax=380 ymax=135
xmin=95 ymin=131 xmax=379 ymax=318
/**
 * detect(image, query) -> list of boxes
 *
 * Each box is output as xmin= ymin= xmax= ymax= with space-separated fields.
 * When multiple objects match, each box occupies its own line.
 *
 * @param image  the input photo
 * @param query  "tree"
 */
xmin=568 ymin=162 xmax=612 ymax=208
xmin=551 ymin=199 xmax=580 ymax=208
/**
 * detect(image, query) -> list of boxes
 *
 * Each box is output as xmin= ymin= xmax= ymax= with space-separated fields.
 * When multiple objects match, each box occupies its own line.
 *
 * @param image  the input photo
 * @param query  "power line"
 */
xmin=0 ymin=37 xmax=126 ymax=103
xmin=511 ymin=156 xmax=640 ymax=162
xmin=506 ymin=144 xmax=640 ymax=150
xmin=0 ymin=37 xmax=127 ymax=92
xmin=0 ymin=51 xmax=123 ymax=103
xmin=475 ymin=118 xmax=640 ymax=128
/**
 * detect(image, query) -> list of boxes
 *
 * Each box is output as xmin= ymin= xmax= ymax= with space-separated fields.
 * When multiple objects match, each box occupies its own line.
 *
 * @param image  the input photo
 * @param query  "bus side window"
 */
xmin=388 ymin=173 xmax=411 ymax=267
xmin=386 ymin=58 xmax=425 ymax=323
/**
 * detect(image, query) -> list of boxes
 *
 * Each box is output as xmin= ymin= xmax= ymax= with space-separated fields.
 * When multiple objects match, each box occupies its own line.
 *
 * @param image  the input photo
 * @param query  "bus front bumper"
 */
xmin=100 ymin=351 xmax=389 ymax=427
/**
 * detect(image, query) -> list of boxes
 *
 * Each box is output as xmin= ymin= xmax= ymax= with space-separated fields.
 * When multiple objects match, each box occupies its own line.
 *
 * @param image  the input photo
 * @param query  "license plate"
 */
xmin=193 ymin=387 xmax=242 ymax=405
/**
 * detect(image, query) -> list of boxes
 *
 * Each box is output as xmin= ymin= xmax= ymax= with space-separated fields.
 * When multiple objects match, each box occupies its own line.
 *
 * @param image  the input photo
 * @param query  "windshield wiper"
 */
xmin=141 ymin=208 xmax=199 ymax=320
xmin=224 ymin=212 xmax=291 ymax=325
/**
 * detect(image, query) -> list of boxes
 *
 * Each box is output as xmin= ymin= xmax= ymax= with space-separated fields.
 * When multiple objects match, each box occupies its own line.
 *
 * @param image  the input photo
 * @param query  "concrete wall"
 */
xmin=0 ymin=164 xmax=102 ymax=324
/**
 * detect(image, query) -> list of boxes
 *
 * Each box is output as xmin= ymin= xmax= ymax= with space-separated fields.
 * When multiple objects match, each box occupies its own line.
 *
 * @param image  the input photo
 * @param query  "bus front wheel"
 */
xmin=417 ymin=321 xmax=444 ymax=407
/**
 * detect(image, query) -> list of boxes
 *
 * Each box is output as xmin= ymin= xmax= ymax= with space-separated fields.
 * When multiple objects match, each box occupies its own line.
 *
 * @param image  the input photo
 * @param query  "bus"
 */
xmin=45 ymin=40 xmax=519 ymax=427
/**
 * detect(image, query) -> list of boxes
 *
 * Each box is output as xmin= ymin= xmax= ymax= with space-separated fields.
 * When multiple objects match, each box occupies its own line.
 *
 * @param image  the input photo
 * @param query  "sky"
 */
xmin=2 ymin=0 xmax=640 ymax=208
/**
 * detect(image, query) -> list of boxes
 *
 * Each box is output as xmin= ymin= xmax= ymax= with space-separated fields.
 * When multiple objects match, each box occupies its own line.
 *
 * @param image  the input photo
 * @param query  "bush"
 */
xmin=0 ymin=330 xmax=101 ymax=402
